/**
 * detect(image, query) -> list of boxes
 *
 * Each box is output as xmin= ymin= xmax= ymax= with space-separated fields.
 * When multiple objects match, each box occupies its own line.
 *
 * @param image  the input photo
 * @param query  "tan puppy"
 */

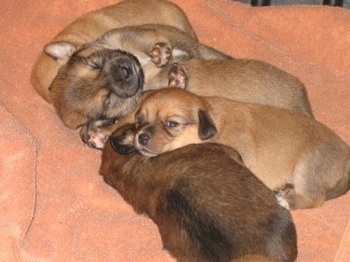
xmin=48 ymin=24 xmax=230 ymax=129
xmin=31 ymin=0 xmax=197 ymax=103
xmin=100 ymin=124 xmax=297 ymax=262
xmin=82 ymin=56 xmax=313 ymax=148
xmin=168 ymin=61 xmax=313 ymax=117
xmin=130 ymin=88 xmax=350 ymax=210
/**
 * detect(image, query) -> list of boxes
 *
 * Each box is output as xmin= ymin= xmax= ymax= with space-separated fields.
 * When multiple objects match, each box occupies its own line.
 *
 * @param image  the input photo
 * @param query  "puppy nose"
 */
xmin=112 ymin=65 xmax=132 ymax=82
xmin=120 ymin=66 xmax=132 ymax=79
xmin=138 ymin=133 xmax=150 ymax=146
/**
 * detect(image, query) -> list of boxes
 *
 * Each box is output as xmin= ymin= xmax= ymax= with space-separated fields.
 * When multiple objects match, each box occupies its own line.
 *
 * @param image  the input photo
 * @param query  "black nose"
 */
xmin=112 ymin=65 xmax=132 ymax=82
xmin=138 ymin=133 xmax=150 ymax=146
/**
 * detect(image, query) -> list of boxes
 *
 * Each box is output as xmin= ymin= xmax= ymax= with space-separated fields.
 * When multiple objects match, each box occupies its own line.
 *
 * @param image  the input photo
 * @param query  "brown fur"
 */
xmin=127 ymin=87 xmax=350 ymax=210
xmin=34 ymin=2 xmax=312 ymax=132
xmin=100 ymin=124 xmax=297 ymax=262
xmin=168 ymin=61 xmax=313 ymax=117
xmin=82 ymin=55 xmax=314 ymax=147
xmin=31 ymin=0 xmax=198 ymax=103
xmin=48 ymin=24 xmax=230 ymax=129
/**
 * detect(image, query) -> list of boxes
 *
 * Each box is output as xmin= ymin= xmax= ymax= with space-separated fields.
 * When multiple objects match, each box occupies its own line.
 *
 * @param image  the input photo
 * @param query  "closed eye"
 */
xmin=86 ymin=61 xmax=100 ymax=70
xmin=84 ymin=53 xmax=106 ymax=70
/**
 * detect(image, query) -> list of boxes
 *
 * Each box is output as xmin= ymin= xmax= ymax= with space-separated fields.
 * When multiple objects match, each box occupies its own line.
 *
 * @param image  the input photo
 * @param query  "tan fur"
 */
xmin=45 ymin=23 xmax=229 ymax=129
xmin=31 ymin=0 xmax=198 ymax=102
xmin=130 ymin=88 xmax=350 ymax=210
xmin=100 ymin=124 xmax=297 ymax=261
xmin=176 ymin=59 xmax=313 ymax=117
xmin=33 ymin=0 xmax=313 ymax=132
xmin=84 ymin=56 xmax=314 ymax=147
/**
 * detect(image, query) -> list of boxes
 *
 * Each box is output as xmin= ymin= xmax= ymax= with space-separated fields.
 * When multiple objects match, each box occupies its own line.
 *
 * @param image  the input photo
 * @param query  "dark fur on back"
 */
xmin=163 ymin=187 xmax=234 ymax=261
xmin=100 ymin=124 xmax=298 ymax=261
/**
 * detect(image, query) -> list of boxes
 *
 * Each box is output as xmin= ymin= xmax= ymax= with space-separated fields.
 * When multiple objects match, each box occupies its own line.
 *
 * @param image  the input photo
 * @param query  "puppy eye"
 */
xmin=85 ymin=54 xmax=105 ymax=70
xmin=165 ymin=121 xmax=178 ymax=128
xmin=87 ymin=62 xmax=100 ymax=70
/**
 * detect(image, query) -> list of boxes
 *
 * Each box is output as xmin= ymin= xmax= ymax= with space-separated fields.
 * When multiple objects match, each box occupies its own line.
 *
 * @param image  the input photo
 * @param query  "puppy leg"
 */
xmin=277 ymin=149 xmax=336 ymax=210
xmin=277 ymin=191 xmax=325 ymax=210
xmin=274 ymin=184 xmax=294 ymax=210
xmin=80 ymin=110 xmax=137 ymax=149
xmin=80 ymin=120 xmax=116 ymax=150
xmin=168 ymin=63 xmax=188 ymax=88
xmin=275 ymin=184 xmax=324 ymax=210
xmin=150 ymin=43 xmax=172 ymax=67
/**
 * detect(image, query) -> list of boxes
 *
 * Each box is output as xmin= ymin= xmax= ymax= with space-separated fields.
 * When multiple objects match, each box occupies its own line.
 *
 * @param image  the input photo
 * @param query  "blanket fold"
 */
xmin=0 ymin=0 xmax=349 ymax=261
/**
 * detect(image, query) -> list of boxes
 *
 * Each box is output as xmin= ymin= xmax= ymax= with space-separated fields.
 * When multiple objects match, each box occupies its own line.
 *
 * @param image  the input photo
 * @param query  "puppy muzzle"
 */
xmin=107 ymin=54 xmax=144 ymax=98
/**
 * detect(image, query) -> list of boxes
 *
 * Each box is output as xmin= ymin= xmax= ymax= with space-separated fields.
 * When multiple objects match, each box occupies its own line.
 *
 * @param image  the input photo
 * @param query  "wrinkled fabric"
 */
xmin=0 ymin=0 xmax=349 ymax=261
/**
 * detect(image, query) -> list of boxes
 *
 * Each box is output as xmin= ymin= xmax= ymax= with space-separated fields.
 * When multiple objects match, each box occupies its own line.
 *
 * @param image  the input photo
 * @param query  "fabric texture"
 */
xmin=0 ymin=0 xmax=349 ymax=261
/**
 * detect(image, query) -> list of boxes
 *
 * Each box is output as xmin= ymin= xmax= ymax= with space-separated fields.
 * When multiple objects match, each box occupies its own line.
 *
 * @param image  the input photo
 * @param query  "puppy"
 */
xmin=130 ymin=87 xmax=350 ymax=210
xmin=83 ymin=55 xmax=314 ymax=148
xmin=100 ymin=123 xmax=298 ymax=262
xmin=31 ymin=0 xmax=197 ymax=103
xmin=168 ymin=61 xmax=313 ymax=117
xmin=47 ymin=24 xmax=230 ymax=129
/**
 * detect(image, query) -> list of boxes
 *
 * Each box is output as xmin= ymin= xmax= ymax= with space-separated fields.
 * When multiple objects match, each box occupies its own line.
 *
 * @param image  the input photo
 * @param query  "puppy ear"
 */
xmin=198 ymin=110 xmax=217 ymax=140
xmin=109 ymin=124 xmax=137 ymax=155
xmin=44 ymin=41 xmax=77 ymax=62
xmin=110 ymin=137 xmax=136 ymax=155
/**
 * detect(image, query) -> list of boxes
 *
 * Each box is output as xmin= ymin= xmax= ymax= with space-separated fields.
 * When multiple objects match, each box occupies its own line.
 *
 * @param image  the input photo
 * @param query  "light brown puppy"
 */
xmin=48 ymin=24 xmax=230 ymax=129
xmin=168 ymin=61 xmax=313 ymax=117
xmin=100 ymin=124 xmax=297 ymax=262
xmin=83 ymin=56 xmax=313 ymax=148
xmin=31 ymin=0 xmax=197 ymax=103
xmin=130 ymin=87 xmax=350 ymax=210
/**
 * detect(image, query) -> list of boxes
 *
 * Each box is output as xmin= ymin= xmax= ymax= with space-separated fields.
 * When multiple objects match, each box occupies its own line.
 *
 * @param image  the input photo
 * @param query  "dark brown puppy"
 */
xmin=48 ymin=24 xmax=230 ymax=129
xmin=100 ymin=124 xmax=298 ymax=262
xmin=131 ymin=88 xmax=350 ymax=210
xmin=31 ymin=0 xmax=197 ymax=103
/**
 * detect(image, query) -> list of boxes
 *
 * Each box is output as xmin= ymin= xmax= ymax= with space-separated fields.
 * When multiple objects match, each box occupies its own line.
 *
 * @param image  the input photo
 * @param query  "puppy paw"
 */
xmin=274 ymin=183 xmax=294 ymax=210
xmin=150 ymin=42 xmax=171 ymax=67
xmin=168 ymin=63 xmax=188 ymax=88
xmin=80 ymin=121 xmax=114 ymax=150
xmin=276 ymin=195 xmax=290 ymax=210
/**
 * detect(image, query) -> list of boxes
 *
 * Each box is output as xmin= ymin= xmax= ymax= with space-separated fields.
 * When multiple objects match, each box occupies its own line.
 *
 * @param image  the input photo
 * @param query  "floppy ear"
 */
xmin=44 ymin=41 xmax=77 ymax=63
xmin=198 ymin=110 xmax=217 ymax=140
xmin=110 ymin=136 xmax=136 ymax=155
xmin=109 ymin=124 xmax=137 ymax=155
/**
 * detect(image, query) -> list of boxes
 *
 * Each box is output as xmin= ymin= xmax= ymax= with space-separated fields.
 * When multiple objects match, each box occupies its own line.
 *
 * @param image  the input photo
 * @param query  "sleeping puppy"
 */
xmin=129 ymin=87 xmax=350 ymax=210
xmin=82 ymin=55 xmax=313 ymax=148
xmin=30 ymin=0 xmax=198 ymax=103
xmin=100 ymin=123 xmax=298 ymax=262
xmin=47 ymin=24 xmax=230 ymax=129
xmin=168 ymin=61 xmax=313 ymax=117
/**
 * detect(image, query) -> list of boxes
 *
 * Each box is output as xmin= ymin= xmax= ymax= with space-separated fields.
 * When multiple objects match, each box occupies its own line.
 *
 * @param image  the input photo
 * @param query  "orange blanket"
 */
xmin=0 ymin=0 xmax=349 ymax=261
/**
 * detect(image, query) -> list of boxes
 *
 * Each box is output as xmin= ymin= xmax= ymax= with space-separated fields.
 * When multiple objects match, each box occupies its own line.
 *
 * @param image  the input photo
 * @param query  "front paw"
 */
xmin=150 ymin=42 xmax=171 ymax=67
xmin=80 ymin=120 xmax=115 ymax=150
xmin=168 ymin=63 xmax=188 ymax=88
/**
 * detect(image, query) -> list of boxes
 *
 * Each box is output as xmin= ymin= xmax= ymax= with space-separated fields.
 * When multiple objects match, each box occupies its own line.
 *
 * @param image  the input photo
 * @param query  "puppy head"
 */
xmin=46 ymin=42 xmax=144 ymax=129
xmin=133 ymin=88 xmax=217 ymax=157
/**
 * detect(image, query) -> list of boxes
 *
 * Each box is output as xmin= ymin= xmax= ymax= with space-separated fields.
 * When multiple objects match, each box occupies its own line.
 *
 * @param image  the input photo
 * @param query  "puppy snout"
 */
xmin=138 ymin=133 xmax=150 ymax=146
xmin=111 ymin=65 xmax=132 ymax=82
xmin=107 ymin=56 xmax=143 ymax=98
